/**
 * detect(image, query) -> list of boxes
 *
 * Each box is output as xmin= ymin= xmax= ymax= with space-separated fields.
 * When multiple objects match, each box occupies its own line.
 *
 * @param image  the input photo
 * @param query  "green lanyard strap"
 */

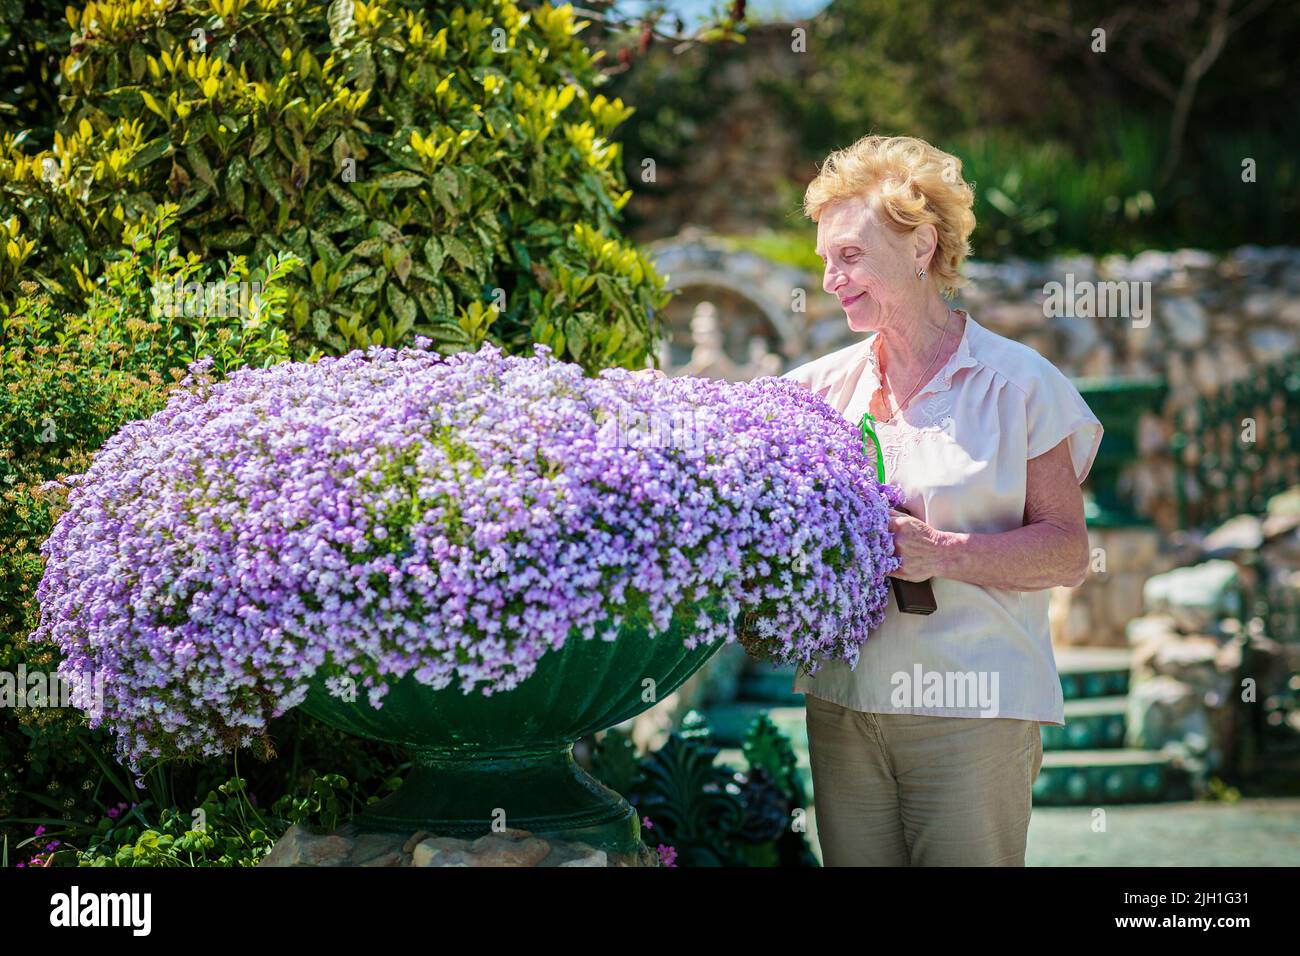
xmin=859 ymin=410 xmax=886 ymax=484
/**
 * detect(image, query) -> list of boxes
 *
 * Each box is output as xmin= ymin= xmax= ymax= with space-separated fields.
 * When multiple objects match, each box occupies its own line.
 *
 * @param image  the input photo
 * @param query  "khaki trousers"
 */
xmin=804 ymin=694 xmax=1044 ymax=866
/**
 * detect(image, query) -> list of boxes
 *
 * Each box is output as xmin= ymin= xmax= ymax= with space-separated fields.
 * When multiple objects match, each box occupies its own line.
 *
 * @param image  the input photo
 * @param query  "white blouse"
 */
xmin=780 ymin=308 xmax=1103 ymax=725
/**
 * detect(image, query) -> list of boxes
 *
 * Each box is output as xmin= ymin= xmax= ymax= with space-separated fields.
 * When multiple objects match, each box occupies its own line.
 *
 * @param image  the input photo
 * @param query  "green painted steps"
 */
xmin=1033 ymin=749 xmax=1190 ymax=805
xmin=737 ymin=665 xmax=804 ymax=706
xmin=1043 ymin=695 xmax=1128 ymax=751
xmin=711 ymin=718 xmax=1187 ymax=807
xmin=705 ymin=703 xmax=808 ymax=749
xmin=1055 ymin=647 xmax=1132 ymax=701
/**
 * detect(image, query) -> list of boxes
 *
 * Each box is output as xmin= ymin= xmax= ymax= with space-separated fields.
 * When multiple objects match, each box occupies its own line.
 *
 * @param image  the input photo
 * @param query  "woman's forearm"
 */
xmin=932 ymin=521 xmax=1089 ymax=591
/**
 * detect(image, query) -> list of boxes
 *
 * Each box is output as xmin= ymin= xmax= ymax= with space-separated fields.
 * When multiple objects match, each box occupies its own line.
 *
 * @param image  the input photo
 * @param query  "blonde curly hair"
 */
xmin=803 ymin=134 xmax=977 ymax=299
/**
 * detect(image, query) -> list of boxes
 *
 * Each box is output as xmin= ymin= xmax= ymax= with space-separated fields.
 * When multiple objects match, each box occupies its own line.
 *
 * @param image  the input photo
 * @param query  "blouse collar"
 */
xmin=862 ymin=307 xmax=979 ymax=406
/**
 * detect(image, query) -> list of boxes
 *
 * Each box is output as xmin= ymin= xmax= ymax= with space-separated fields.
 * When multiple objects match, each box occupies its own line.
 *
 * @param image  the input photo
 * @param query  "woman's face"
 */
xmin=815 ymin=194 xmax=927 ymax=335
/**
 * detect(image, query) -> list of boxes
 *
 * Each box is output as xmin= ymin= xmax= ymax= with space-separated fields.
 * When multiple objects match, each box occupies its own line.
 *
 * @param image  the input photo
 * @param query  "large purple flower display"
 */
xmin=33 ymin=342 xmax=901 ymax=769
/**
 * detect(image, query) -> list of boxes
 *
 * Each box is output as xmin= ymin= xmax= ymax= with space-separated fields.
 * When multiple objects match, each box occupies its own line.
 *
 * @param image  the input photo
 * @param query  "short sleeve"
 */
xmin=1025 ymin=361 xmax=1103 ymax=484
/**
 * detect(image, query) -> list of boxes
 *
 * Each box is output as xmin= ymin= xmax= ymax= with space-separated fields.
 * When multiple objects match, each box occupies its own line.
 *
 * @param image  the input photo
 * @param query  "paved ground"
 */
xmin=803 ymin=799 xmax=1300 ymax=866
xmin=1026 ymin=799 xmax=1300 ymax=866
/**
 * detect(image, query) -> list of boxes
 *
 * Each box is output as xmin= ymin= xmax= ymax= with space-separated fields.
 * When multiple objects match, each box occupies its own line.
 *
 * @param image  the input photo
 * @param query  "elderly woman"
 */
xmin=778 ymin=135 xmax=1104 ymax=866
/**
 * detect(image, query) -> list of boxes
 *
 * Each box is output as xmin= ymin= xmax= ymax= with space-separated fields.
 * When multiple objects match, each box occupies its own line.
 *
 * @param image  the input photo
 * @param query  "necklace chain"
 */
xmin=875 ymin=310 xmax=955 ymax=422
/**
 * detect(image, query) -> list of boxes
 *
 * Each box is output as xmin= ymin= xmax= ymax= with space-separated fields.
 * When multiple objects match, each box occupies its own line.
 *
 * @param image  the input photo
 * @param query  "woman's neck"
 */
xmin=870 ymin=299 xmax=964 ymax=417
xmin=875 ymin=298 xmax=959 ymax=373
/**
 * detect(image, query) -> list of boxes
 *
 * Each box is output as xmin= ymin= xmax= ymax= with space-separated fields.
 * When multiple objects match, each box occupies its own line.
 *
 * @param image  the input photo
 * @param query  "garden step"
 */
xmin=1054 ymin=646 xmax=1133 ymax=700
xmin=1042 ymin=696 xmax=1128 ymax=751
xmin=720 ymin=731 xmax=1183 ymax=811
xmin=1032 ymin=748 xmax=1186 ymax=806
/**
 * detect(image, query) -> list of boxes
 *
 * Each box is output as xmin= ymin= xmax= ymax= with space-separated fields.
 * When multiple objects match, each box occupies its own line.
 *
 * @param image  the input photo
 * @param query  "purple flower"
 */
xmin=32 ymin=343 xmax=900 ymax=769
xmin=107 ymin=807 xmax=119 ymax=819
xmin=656 ymin=844 xmax=677 ymax=867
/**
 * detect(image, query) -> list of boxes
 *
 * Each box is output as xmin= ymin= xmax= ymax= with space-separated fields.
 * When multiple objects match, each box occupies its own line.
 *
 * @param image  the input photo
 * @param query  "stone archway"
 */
xmin=644 ymin=231 xmax=818 ymax=378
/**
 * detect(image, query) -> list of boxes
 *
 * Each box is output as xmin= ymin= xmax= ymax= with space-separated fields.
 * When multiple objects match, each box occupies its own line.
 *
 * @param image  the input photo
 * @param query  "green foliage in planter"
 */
xmin=3 ymin=0 xmax=669 ymax=370
xmin=0 ymin=202 xmax=296 ymax=847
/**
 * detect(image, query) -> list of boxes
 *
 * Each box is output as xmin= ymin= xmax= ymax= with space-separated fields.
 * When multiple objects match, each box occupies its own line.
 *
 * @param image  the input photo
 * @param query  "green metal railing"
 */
xmin=1171 ymin=351 xmax=1300 ymax=530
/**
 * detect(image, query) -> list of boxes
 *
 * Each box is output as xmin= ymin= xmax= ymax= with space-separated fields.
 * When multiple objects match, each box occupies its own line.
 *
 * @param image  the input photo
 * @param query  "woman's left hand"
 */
xmin=887 ymin=508 xmax=949 ymax=582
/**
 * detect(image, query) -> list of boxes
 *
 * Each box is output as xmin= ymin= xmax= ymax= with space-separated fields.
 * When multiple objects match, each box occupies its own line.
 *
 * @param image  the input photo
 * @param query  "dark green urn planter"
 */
xmin=1072 ymin=375 xmax=1167 ymax=527
xmin=298 ymin=603 xmax=725 ymax=853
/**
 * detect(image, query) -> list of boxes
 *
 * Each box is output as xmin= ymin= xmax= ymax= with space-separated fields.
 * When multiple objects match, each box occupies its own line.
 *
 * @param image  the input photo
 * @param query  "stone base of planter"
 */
xmin=258 ymin=823 xmax=659 ymax=867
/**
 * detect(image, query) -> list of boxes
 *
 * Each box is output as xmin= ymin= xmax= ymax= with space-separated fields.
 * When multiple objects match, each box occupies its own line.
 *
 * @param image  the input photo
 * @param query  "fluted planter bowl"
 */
xmin=299 ymin=601 xmax=724 ymax=852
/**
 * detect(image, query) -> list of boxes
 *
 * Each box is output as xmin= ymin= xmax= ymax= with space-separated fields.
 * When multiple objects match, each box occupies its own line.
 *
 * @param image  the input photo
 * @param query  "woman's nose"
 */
xmin=824 ymin=267 xmax=845 ymax=295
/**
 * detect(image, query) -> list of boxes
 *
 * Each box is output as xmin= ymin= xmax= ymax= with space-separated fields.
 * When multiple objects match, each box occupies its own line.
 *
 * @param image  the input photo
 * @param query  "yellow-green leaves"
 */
xmin=456 ymin=299 xmax=498 ymax=347
xmin=139 ymin=89 xmax=167 ymax=119
xmin=588 ymin=94 xmax=634 ymax=136
xmin=6 ymin=0 xmax=669 ymax=375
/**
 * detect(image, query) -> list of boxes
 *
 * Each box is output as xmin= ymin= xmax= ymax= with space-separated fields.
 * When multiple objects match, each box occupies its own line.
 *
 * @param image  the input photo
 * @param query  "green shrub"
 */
xmin=2 ymin=0 xmax=669 ymax=369
xmin=947 ymin=119 xmax=1160 ymax=258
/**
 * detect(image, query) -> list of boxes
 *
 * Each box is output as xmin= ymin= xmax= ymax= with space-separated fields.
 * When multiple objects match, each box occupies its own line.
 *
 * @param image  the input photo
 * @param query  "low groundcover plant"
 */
xmin=32 ymin=341 xmax=902 ymax=772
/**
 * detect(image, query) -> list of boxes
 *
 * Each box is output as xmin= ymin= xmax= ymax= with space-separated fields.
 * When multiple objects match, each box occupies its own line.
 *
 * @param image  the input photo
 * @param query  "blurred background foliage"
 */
xmin=600 ymin=0 xmax=1300 ymax=260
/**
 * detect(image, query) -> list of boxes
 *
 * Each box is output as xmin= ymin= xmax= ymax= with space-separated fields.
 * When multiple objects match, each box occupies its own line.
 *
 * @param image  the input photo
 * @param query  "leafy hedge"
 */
xmin=1 ymin=0 xmax=669 ymax=370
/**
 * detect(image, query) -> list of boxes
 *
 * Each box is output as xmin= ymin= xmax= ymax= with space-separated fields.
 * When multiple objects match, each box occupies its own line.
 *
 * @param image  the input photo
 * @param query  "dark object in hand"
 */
xmin=891 ymin=577 xmax=937 ymax=615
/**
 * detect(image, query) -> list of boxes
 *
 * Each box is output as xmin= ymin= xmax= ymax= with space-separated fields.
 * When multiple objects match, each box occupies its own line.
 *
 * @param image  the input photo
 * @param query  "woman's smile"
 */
xmin=840 ymin=291 xmax=867 ymax=307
